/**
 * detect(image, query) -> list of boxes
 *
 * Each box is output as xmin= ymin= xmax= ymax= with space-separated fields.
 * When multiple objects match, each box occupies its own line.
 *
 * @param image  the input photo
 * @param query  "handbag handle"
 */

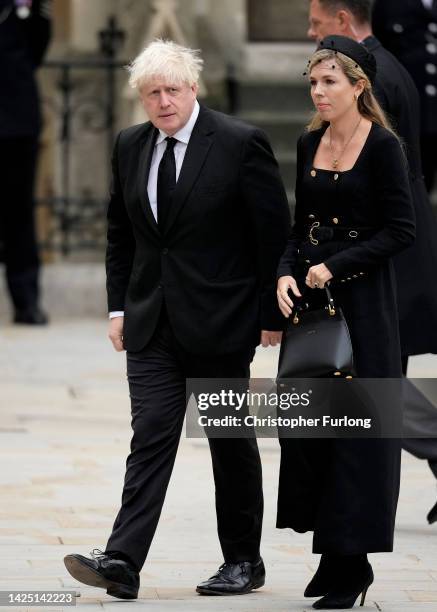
xmin=293 ymin=285 xmax=336 ymax=325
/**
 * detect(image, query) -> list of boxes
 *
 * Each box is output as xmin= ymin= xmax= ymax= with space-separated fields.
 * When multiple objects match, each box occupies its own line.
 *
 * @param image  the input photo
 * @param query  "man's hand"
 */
xmin=108 ymin=316 xmax=125 ymax=352
xmin=260 ymin=330 xmax=283 ymax=347
xmin=305 ymin=263 xmax=333 ymax=289
xmin=277 ymin=275 xmax=302 ymax=318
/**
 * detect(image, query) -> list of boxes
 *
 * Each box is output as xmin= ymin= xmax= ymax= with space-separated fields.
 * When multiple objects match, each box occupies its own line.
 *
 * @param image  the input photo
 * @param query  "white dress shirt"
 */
xmin=109 ymin=100 xmax=200 ymax=319
xmin=423 ymin=0 xmax=434 ymax=10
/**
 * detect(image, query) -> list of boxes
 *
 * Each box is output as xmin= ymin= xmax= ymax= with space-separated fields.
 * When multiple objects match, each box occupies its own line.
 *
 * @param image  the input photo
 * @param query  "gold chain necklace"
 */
xmin=329 ymin=117 xmax=362 ymax=170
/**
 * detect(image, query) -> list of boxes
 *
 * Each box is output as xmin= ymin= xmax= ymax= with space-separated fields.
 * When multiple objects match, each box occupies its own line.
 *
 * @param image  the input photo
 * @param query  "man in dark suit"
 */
xmin=0 ymin=0 xmax=51 ymax=324
xmin=63 ymin=40 xmax=290 ymax=600
xmin=307 ymin=0 xmax=437 ymax=525
xmin=372 ymin=0 xmax=437 ymax=192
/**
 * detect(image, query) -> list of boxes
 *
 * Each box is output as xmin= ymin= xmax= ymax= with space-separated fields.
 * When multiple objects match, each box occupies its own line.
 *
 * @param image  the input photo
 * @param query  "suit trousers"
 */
xmin=0 ymin=136 xmax=40 ymax=310
xmin=105 ymin=308 xmax=262 ymax=571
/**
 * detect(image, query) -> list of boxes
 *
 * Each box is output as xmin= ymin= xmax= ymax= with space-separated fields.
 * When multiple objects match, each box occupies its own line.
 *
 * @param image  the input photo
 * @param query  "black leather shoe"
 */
xmin=64 ymin=549 xmax=139 ymax=599
xmin=14 ymin=307 xmax=48 ymax=325
xmin=196 ymin=558 xmax=265 ymax=596
xmin=305 ymin=554 xmax=335 ymax=598
xmin=427 ymin=500 xmax=437 ymax=524
xmin=313 ymin=558 xmax=373 ymax=609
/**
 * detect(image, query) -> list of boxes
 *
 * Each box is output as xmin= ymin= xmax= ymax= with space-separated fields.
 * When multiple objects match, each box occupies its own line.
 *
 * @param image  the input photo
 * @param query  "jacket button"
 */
xmin=309 ymin=214 xmax=315 ymax=220
xmin=310 ymin=170 xmax=317 ymax=177
xmin=162 ymin=248 xmax=169 ymax=255
xmin=332 ymin=217 xmax=339 ymax=224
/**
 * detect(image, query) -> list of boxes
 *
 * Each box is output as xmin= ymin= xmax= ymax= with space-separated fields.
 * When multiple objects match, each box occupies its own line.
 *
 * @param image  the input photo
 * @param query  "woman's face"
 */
xmin=309 ymin=59 xmax=364 ymax=122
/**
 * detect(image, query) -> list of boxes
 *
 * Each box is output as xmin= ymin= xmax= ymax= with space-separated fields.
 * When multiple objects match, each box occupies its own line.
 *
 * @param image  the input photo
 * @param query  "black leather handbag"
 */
xmin=277 ymin=286 xmax=354 ymax=379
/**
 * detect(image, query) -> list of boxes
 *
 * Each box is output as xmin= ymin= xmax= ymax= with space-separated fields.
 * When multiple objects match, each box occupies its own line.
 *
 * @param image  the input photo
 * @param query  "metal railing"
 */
xmin=38 ymin=58 xmax=127 ymax=256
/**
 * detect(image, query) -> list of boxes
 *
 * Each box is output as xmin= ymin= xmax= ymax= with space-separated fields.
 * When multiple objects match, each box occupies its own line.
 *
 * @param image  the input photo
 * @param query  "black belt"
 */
xmin=307 ymin=222 xmax=375 ymax=245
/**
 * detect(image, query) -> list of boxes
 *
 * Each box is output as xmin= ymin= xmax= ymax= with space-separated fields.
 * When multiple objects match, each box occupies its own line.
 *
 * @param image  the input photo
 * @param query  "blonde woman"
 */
xmin=276 ymin=36 xmax=415 ymax=609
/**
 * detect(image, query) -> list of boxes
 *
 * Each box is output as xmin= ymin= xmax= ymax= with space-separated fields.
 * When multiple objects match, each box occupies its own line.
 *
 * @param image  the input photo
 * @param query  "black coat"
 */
xmin=362 ymin=36 xmax=437 ymax=356
xmin=0 ymin=0 xmax=51 ymax=138
xmin=276 ymin=124 xmax=413 ymax=553
xmin=372 ymin=0 xmax=437 ymax=136
xmin=106 ymin=105 xmax=291 ymax=354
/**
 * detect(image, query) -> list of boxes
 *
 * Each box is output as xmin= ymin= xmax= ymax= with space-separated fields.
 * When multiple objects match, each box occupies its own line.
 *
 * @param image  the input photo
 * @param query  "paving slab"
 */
xmin=0 ymin=320 xmax=436 ymax=611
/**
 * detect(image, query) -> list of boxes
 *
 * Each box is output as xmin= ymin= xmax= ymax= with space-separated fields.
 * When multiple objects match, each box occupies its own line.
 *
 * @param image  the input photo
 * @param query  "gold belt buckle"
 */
xmin=309 ymin=221 xmax=320 ymax=246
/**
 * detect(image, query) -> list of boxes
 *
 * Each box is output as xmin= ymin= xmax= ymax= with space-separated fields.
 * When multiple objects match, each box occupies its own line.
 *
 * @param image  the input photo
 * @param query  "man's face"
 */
xmin=139 ymin=78 xmax=198 ymax=135
xmin=308 ymin=0 xmax=344 ymax=41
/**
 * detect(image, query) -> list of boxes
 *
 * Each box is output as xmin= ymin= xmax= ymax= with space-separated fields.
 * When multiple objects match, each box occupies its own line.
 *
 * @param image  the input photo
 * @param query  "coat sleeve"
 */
xmin=105 ymin=132 xmax=136 ymax=312
xmin=324 ymin=133 xmax=416 ymax=277
xmin=240 ymin=128 xmax=291 ymax=330
xmin=24 ymin=0 xmax=52 ymax=68
xmin=276 ymin=134 xmax=307 ymax=279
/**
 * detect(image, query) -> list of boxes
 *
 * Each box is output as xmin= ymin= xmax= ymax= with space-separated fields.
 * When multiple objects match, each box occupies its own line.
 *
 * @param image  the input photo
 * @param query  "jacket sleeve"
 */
xmin=106 ymin=132 xmax=136 ymax=312
xmin=276 ymin=134 xmax=306 ymax=279
xmin=240 ymin=128 xmax=291 ymax=330
xmin=324 ymin=133 xmax=416 ymax=277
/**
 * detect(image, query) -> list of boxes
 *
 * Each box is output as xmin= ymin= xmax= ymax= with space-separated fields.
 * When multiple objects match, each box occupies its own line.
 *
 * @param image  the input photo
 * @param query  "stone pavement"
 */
xmin=0 ymin=319 xmax=437 ymax=612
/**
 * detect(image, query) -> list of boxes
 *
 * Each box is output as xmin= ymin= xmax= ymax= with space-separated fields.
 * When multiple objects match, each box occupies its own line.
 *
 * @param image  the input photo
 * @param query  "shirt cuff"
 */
xmin=109 ymin=311 xmax=124 ymax=319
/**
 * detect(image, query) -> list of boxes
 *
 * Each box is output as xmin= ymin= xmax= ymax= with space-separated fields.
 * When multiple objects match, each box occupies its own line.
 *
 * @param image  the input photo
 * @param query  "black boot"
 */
xmin=64 ymin=549 xmax=139 ymax=599
xmin=313 ymin=555 xmax=373 ymax=609
xmin=305 ymin=554 xmax=337 ymax=597
xmin=14 ymin=306 xmax=48 ymax=325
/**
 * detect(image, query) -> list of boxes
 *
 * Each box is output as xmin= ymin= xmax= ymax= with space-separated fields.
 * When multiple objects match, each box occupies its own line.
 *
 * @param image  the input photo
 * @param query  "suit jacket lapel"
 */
xmin=137 ymin=124 xmax=160 ymax=236
xmin=163 ymin=106 xmax=215 ymax=235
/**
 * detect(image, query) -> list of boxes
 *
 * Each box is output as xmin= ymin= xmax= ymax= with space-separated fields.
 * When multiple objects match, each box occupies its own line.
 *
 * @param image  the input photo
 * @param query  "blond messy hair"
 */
xmin=306 ymin=49 xmax=397 ymax=137
xmin=127 ymin=39 xmax=204 ymax=90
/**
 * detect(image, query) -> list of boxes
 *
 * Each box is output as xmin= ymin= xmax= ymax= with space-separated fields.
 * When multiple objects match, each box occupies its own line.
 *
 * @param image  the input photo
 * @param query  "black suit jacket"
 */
xmin=106 ymin=105 xmax=290 ymax=354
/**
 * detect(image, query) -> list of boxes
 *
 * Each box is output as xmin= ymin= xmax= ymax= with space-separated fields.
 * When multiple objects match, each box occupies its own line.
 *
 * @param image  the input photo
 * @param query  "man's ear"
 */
xmin=337 ymin=9 xmax=352 ymax=32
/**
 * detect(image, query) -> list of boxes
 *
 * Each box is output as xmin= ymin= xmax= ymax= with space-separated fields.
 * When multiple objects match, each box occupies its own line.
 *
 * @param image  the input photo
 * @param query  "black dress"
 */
xmin=276 ymin=123 xmax=415 ymax=553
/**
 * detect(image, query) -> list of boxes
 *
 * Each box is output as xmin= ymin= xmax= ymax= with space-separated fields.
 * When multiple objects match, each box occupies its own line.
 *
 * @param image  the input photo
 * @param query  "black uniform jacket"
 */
xmin=0 ymin=0 xmax=51 ymax=138
xmin=106 ymin=105 xmax=290 ymax=354
xmin=362 ymin=36 xmax=437 ymax=356
xmin=372 ymin=0 xmax=437 ymax=136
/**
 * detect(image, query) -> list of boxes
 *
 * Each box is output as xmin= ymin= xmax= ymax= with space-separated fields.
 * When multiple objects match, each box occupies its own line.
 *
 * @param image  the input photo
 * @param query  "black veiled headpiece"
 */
xmin=316 ymin=35 xmax=377 ymax=84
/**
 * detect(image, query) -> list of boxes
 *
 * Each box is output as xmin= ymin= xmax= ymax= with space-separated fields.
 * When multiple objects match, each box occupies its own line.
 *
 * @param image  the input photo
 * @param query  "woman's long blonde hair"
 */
xmin=306 ymin=49 xmax=397 ymax=138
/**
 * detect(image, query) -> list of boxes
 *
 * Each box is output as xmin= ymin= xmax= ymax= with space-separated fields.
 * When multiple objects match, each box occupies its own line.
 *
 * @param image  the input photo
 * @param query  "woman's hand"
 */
xmin=305 ymin=263 xmax=333 ymax=289
xmin=277 ymin=275 xmax=302 ymax=318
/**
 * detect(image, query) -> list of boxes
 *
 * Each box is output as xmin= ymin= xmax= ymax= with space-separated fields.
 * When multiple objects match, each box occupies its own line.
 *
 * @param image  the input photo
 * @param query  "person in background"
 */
xmin=0 ymin=0 xmax=51 ymax=324
xmin=307 ymin=0 xmax=437 ymax=527
xmin=373 ymin=0 xmax=437 ymax=192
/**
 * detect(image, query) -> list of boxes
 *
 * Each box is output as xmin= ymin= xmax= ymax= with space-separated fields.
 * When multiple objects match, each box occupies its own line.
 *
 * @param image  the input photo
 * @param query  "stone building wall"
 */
xmin=37 ymin=0 xmax=310 ymax=258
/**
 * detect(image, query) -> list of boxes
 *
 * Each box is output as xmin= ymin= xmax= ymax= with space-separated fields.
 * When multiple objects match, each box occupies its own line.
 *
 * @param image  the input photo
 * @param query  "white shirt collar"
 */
xmin=156 ymin=100 xmax=200 ymax=146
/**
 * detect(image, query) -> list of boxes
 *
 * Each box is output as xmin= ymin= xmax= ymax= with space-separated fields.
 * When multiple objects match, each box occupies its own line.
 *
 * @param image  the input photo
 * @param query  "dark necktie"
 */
xmin=157 ymin=137 xmax=177 ymax=229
